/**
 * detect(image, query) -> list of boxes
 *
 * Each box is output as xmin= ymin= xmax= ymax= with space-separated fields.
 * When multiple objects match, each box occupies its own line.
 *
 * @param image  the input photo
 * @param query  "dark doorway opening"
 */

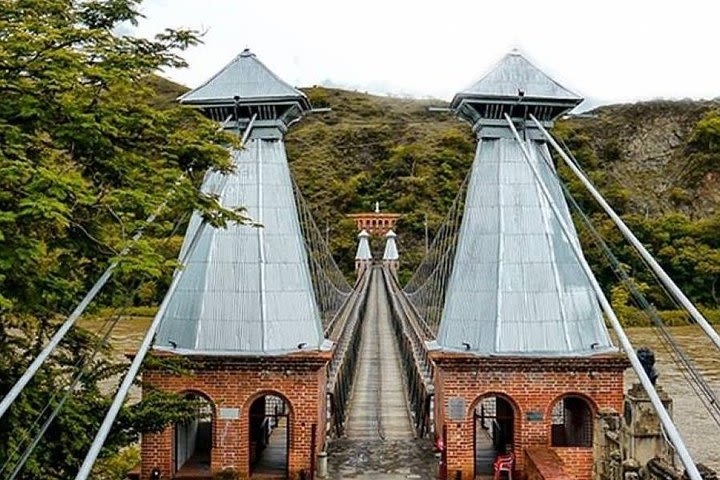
xmin=174 ymin=393 xmax=213 ymax=477
xmin=474 ymin=395 xmax=514 ymax=476
xmin=249 ymin=394 xmax=290 ymax=478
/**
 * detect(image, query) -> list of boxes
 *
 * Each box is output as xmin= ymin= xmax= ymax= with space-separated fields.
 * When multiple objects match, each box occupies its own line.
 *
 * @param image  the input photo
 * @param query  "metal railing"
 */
xmin=382 ymin=266 xmax=435 ymax=437
xmin=326 ymin=268 xmax=371 ymax=437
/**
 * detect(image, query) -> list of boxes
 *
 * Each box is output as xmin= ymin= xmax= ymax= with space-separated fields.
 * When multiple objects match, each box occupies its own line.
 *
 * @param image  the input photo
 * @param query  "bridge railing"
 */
xmin=325 ymin=267 xmax=372 ymax=437
xmin=381 ymin=266 xmax=435 ymax=438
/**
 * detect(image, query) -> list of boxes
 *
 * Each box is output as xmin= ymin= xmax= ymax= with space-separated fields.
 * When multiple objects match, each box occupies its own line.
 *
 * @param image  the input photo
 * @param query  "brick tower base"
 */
xmin=141 ymin=351 xmax=331 ymax=480
xmin=431 ymin=353 xmax=629 ymax=480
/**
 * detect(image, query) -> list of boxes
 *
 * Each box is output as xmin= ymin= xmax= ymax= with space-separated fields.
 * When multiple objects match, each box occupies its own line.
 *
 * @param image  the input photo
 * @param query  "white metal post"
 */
xmin=530 ymin=114 xmax=720 ymax=351
xmin=506 ymin=114 xmax=701 ymax=480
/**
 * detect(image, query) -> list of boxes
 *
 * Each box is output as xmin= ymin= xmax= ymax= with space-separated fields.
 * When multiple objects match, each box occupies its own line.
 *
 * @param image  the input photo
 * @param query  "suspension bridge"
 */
xmin=1 ymin=49 xmax=719 ymax=480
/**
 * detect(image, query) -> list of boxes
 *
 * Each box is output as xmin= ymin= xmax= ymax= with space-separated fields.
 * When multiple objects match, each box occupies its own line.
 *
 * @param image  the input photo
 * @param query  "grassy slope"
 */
xmin=149 ymin=77 xmax=720 ymax=316
xmin=562 ymin=100 xmax=720 ymax=217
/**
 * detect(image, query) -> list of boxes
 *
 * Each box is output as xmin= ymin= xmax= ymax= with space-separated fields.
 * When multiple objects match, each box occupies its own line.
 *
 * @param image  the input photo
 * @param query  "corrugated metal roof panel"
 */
xmin=454 ymin=51 xmax=582 ymax=103
xmin=154 ymin=139 xmax=324 ymax=355
xmin=436 ymin=138 xmax=614 ymax=356
xmin=179 ymin=49 xmax=310 ymax=108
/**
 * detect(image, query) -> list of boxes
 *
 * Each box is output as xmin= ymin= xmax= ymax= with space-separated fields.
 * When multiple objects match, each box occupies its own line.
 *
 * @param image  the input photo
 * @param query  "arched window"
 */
xmin=551 ymin=395 xmax=593 ymax=447
xmin=175 ymin=392 xmax=213 ymax=474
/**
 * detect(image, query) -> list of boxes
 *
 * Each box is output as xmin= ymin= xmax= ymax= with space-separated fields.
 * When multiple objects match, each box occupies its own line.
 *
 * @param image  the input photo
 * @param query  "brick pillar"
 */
xmin=141 ymin=352 xmax=331 ymax=480
xmin=431 ymin=353 xmax=629 ymax=480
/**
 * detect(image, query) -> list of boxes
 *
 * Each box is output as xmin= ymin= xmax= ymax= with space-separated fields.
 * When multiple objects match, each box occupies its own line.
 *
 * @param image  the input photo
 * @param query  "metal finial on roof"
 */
xmin=239 ymin=48 xmax=254 ymax=57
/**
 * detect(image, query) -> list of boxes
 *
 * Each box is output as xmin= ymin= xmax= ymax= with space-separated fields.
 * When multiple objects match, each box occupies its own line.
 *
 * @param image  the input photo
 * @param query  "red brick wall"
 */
xmin=346 ymin=213 xmax=401 ymax=237
xmin=431 ymin=355 xmax=628 ymax=480
xmin=141 ymin=353 xmax=330 ymax=480
xmin=525 ymin=447 xmax=573 ymax=480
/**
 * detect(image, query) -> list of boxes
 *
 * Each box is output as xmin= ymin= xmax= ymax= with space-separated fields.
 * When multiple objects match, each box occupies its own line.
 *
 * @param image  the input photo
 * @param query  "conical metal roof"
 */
xmin=437 ymin=138 xmax=613 ymax=356
xmin=355 ymin=230 xmax=372 ymax=260
xmin=383 ymin=230 xmax=399 ymax=261
xmin=154 ymin=139 xmax=326 ymax=355
xmin=450 ymin=51 xmax=582 ymax=126
xmin=452 ymin=50 xmax=581 ymax=105
xmin=178 ymin=49 xmax=310 ymax=109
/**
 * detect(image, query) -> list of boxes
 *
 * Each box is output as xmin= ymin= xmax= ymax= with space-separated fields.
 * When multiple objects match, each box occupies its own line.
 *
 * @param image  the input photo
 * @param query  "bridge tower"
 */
xmin=355 ymin=229 xmax=373 ymax=273
xmin=431 ymin=51 xmax=629 ymax=479
xmin=382 ymin=229 xmax=399 ymax=274
xmin=140 ymin=50 xmax=331 ymax=480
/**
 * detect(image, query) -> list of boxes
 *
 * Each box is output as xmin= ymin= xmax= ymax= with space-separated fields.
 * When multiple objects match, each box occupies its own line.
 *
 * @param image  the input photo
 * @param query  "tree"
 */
xmin=0 ymin=1 xmax=243 ymax=478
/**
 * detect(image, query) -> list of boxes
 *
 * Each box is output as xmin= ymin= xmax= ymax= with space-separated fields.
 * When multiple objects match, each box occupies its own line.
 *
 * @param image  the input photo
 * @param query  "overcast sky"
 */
xmin=127 ymin=0 xmax=720 ymax=107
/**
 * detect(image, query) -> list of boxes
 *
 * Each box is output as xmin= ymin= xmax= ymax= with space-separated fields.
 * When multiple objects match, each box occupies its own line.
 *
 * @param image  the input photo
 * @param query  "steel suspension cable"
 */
xmin=73 ymin=136 xmax=256 ymax=480
xmin=0 ymin=177 xmax=188 ymax=421
xmin=403 ymin=171 xmax=469 ymax=334
xmin=75 ymin=217 xmax=210 ymax=480
xmin=1 ymin=211 xmax=192 ymax=478
xmin=506 ymin=114 xmax=701 ymax=480
xmin=531 ymin=115 xmax=720 ymax=351
xmin=7 ymin=307 xmax=126 ymax=479
xmin=537 ymin=149 xmax=720 ymax=428
xmin=290 ymin=176 xmax=352 ymax=332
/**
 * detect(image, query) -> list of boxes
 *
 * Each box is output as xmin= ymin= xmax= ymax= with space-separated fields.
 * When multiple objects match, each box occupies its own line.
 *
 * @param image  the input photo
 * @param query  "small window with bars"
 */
xmin=550 ymin=396 xmax=593 ymax=447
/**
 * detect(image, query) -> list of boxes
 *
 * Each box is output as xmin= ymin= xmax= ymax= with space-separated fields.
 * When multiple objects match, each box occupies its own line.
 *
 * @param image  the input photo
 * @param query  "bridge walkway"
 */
xmin=328 ymin=266 xmax=436 ymax=479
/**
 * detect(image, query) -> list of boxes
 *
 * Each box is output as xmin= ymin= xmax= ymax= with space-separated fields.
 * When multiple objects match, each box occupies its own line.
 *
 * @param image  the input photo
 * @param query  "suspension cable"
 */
xmin=7 ymin=306 xmax=126 ymax=479
xmin=506 ymin=114 xmax=701 ymax=480
xmin=0 ymin=176 xmax=188 ymax=421
xmin=74 ymin=139 xmax=250 ymax=480
xmin=537 ymin=148 xmax=720 ymax=429
xmin=403 ymin=168 xmax=469 ymax=334
xmin=74 ymin=216 xmax=210 ymax=480
xmin=530 ymin=114 xmax=720 ymax=351
xmin=0 ymin=211 xmax=191 ymax=478
xmin=290 ymin=176 xmax=352 ymax=333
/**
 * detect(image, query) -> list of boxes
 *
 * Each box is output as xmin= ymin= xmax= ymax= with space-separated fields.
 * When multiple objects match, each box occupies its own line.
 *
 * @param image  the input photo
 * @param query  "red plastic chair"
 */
xmin=493 ymin=450 xmax=514 ymax=480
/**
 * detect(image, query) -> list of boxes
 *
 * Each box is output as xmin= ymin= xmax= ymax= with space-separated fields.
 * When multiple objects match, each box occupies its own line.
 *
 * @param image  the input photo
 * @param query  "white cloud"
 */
xmin=129 ymin=0 xmax=720 ymax=104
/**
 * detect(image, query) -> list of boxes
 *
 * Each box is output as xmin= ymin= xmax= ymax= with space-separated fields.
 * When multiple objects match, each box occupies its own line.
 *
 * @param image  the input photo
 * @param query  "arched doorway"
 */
xmin=473 ymin=395 xmax=515 ymax=476
xmin=174 ymin=392 xmax=213 ymax=476
xmin=550 ymin=395 xmax=593 ymax=447
xmin=249 ymin=393 xmax=290 ymax=478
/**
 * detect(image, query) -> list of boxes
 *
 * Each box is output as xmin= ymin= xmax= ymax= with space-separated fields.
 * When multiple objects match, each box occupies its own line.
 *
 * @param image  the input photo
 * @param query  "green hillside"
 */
xmin=126 ymin=78 xmax=720 ymax=316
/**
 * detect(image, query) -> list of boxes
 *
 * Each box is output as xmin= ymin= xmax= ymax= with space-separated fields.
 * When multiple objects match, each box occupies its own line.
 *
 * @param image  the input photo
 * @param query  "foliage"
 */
xmin=1 ymin=3 xmax=720 ymax=476
xmin=92 ymin=445 xmax=140 ymax=480
xmin=555 ymin=108 xmax=720 ymax=311
xmin=285 ymin=87 xmax=475 ymax=279
xmin=0 ymin=1 xmax=243 ymax=478
xmin=284 ymin=89 xmax=720 ymax=310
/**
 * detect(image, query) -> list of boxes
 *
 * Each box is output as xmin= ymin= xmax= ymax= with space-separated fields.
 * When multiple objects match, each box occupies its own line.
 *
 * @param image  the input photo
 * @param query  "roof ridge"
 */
xmin=178 ymin=49 xmax=308 ymax=105
xmin=456 ymin=50 xmax=581 ymax=101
